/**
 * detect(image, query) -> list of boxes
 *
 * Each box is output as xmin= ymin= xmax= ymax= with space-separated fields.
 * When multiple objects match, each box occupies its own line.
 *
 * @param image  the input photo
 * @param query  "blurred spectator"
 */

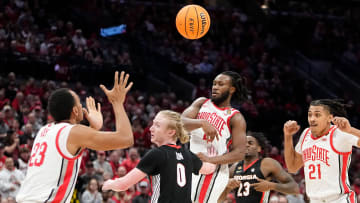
xmin=11 ymin=92 xmax=24 ymax=113
xmin=93 ymin=151 xmax=113 ymax=181
xmin=2 ymin=106 xmax=15 ymax=129
xmin=111 ymin=191 xmax=132 ymax=203
xmin=0 ymin=112 xmax=8 ymax=138
xmin=17 ymin=146 xmax=29 ymax=176
xmin=0 ymin=144 xmax=7 ymax=170
xmin=19 ymin=123 xmax=34 ymax=145
xmin=0 ymin=158 xmax=24 ymax=198
xmin=78 ymin=161 xmax=102 ymax=193
xmin=102 ymin=190 xmax=116 ymax=203
xmin=109 ymin=151 xmax=121 ymax=176
xmin=80 ymin=178 xmax=102 ymax=203
xmin=120 ymin=147 xmax=140 ymax=173
xmin=132 ymin=181 xmax=150 ymax=203
xmin=113 ymin=166 xmax=127 ymax=180
xmin=23 ymin=112 xmax=41 ymax=134
xmin=3 ymin=130 xmax=19 ymax=159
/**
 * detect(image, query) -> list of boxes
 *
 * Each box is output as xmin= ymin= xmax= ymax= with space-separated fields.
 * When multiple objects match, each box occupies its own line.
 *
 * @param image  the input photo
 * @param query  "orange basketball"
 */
xmin=176 ymin=5 xmax=211 ymax=40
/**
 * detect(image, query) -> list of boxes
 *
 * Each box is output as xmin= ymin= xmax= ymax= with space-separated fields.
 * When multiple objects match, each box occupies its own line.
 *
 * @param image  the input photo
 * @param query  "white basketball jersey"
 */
xmin=190 ymin=99 xmax=239 ymax=155
xmin=17 ymin=123 xmax=83 ymax=203
xmin=297 ymin=126 xmax=357 ymax=201
xmin=190 ymin=99 xmax=240 ymax=203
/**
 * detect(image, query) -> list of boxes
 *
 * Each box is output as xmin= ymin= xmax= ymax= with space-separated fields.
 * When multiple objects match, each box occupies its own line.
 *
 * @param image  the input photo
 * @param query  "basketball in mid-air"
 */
xmin=175 ymin=5 xmax=211 ymax=40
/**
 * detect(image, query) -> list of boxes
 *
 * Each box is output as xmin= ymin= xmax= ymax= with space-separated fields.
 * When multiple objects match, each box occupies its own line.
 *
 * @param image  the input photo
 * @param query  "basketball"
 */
xmin=175 ymin=5 xmax=211 ymax=40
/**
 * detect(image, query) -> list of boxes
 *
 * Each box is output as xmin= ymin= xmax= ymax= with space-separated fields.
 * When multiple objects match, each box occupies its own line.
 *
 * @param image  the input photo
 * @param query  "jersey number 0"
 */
xmin=177 ymin=163 xmax=186 ymax=187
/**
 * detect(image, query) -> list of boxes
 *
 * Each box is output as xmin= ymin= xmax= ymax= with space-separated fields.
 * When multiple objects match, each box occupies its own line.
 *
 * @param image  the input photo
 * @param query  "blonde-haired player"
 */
xmin=103 ymin=110 xmax=216 ymax=203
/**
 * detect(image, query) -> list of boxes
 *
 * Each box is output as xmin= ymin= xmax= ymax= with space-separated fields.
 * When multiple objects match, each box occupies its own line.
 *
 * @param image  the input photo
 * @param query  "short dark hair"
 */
xmin=220 ymin=71 xmax=250 ymax=102
xmin=48 ymin=88 xmax=75 ymax=122
xmin=310 ymin=99 xmax=347 ymax=117
xmin=249 ymin=132 xmax=268 ymax=151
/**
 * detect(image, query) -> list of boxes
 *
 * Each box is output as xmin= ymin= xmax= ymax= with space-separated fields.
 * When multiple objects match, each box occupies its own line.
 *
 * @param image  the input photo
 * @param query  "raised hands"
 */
xmin=283 ymin=120 xmax=300 ymax=138
xmin=100 ymin=71 xmax=133 ymax=105
xmin=332 ymin=117 xmax=351 ymax=133
xmin=83 ymin=97 xmax=103 ymax=130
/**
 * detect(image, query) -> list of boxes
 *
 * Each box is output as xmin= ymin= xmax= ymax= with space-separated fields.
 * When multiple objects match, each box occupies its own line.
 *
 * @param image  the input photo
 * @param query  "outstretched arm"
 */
xmin=67 ymin=71 xmax=134 ymax=154
xmin=251 ymin=158 xmax=299 ymax=194
xmin=199 ymin=162 xmax=216 ymax=175
xmin=181 ymin=97 xmax=219 ymax=141
xmin=102 ymin=168 xmax=146 ymax=191
xmin=283 ymin=120 xmax=303 ymax=173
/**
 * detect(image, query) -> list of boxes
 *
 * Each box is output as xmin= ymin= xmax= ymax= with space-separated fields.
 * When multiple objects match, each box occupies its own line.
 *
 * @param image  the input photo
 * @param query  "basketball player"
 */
xmin=102 ymin=110 xmax=216 ymax=203
xmin=16 ymin=71 xmax=134 ymax=203
xmin=284 ymin=99 xmax=360 ymax=203
xmin=181 ymin=71 xmax=248 ymax=203
xmin=218 ymin=132 xmax=299 ymax=203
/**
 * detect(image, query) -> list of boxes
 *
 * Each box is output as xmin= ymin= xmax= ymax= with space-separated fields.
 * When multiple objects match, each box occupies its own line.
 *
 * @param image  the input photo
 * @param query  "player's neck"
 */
xmin=214 ymin=100 xmax=231 ymax=108
xmin=313 ymin=125 xmax=331 ymax=137
xmin=244 ymin=156 xmax=259 ymax=165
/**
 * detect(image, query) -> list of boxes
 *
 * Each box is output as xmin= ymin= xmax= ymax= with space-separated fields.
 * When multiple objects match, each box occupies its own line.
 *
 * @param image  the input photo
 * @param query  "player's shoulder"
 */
xmin=192 ymin=97 xmax=209 ymax=106
xmin=261 ymin=157 xmax=281 ymax=169
xmin=333 ymin=127 xmax=354 ymax=138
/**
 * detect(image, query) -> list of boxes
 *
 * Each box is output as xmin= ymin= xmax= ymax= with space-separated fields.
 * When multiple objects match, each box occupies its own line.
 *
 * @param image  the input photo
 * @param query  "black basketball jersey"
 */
xmin=136 ymin=144 xmax=203 ymax=203
xmin=233 ymin=159 xmax=270 ymax=203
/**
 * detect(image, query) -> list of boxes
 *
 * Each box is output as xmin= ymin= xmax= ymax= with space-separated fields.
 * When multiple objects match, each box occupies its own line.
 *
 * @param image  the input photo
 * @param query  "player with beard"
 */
xmin=218 ymin=132 xmax=299 ymax=203
xmin=181 ymin=71 xmax=249 ymax=203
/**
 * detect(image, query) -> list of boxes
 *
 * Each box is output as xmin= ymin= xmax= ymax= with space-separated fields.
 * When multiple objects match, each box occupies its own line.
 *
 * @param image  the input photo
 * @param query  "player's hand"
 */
xmin=333 ymin=117 xmax=351 ymax=133
xmin=83 ymin=96 xmax=103 ymax=130
xmin=226 ymin=178 xmax=240 ymax=190
xmin=202 ymin=121 xmax=219 ymax=142
xmin=102 ymin=179 xmax=116 ymax=191
xmin=251 ymin=178 xmax=274 ymax=192
xmin=283 ymin=120 xmax=300 ymax=138
xmin=197 ymin=152 xmax=210 ymax=162
xmin=100 ymin=71 xmax=133 ymax=105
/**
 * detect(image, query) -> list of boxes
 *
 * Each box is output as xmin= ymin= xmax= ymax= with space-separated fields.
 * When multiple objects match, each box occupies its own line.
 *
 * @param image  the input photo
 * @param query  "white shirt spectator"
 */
xmin=0 ymin=158 xmax=25 ymax=198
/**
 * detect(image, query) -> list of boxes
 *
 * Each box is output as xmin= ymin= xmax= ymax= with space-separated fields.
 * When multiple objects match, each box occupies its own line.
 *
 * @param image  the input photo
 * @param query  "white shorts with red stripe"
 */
xmin=191 ymin=164 xmax=229 ymax=203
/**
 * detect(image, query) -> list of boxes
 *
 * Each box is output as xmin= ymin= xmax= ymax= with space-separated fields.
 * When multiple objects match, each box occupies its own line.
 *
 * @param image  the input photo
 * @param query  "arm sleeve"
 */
xmin=190 ymin=151 xmax=203 ymax=175
xmin=136 ymin=148 xmax=163 ymax=176
xmin=333 ymin=129 xmax=359 ymax=152
xmin=295 ymin=128 xmax=308 ymax=154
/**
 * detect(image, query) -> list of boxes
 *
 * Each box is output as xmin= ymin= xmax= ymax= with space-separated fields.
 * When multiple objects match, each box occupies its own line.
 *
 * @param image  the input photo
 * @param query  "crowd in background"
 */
xmin=0 ymin=0 xmax=360 ymax=203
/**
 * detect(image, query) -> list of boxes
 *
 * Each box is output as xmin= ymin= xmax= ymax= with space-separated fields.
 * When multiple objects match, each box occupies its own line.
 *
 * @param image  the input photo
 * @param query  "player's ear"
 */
xmin=328 ymin=114 xmax=334 ymax=123
xmin=257 ymin=146 xmax=261 ymax=153
xmin=230 ymin=86 xmax=236 ymax=94
xmin=73 ymin=106 xmax=79 ymax=117
xmin=167 ymin=129 xmax=176 ymax=137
